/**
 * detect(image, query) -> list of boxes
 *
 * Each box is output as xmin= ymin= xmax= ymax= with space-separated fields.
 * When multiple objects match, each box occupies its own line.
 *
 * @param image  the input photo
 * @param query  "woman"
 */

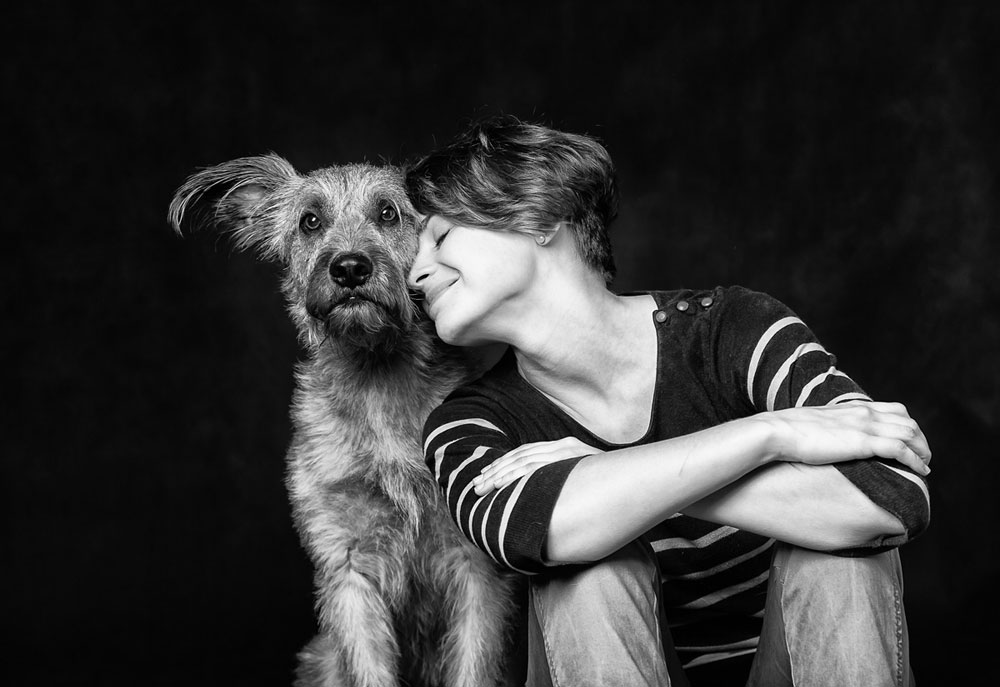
xmin=405 ymin=116 xmax=930 ymax=686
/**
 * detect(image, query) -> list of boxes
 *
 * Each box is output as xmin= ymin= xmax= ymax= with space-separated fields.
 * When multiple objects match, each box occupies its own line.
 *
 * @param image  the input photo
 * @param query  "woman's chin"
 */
xmin=432 ymin=309 xmax=501 ymax=347
xmin=432 ymin=318 xmax=464 ymax=346
xmin=434 ymin=322 xmax=486 ymax=348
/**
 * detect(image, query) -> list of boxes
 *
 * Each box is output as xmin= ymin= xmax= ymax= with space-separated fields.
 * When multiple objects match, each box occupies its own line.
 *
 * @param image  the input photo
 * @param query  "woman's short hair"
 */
xmin=404 ymin=115 xmax=619 ymax=283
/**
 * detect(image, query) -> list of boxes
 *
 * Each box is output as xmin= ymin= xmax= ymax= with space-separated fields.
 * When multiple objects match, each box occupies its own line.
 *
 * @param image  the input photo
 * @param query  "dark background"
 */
xmin=5 ymin=1 xmax=998 ymax=684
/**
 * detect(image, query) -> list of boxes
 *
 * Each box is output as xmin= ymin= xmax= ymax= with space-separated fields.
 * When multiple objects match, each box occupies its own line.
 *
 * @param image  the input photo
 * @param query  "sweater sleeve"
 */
xmin=717 ymin=286 xmax=930 ymax=554
xmin=422 ymin=397 xmax=583 ymax=574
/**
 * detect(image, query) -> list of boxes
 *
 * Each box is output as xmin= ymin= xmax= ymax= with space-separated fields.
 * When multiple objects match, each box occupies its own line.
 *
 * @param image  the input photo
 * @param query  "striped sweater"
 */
xmin=422 ymin=286 xmax=930 ymax=669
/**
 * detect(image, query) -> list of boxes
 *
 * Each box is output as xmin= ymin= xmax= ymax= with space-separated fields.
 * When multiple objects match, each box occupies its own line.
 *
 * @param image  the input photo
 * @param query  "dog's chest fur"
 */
xmin=287 ymin=343 xmax=468 ymax=539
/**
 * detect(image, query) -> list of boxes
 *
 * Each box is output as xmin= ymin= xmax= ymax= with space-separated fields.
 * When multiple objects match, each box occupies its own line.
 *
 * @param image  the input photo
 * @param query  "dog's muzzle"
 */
xmin=304 ymin=250 xmax=411 ymax=342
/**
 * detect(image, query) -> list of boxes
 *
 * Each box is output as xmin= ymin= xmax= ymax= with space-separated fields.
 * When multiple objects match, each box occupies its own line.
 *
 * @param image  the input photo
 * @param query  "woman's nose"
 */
xmin=408 ymin=246 xmax=431 ymax=289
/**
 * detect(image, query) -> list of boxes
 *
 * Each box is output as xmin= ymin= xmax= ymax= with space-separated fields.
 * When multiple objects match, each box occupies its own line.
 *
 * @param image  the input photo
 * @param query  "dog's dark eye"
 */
xmin=300 ymin=212 xmax=322 ymax=234
xmin=379 ymin=205 xmax=398 ymax=223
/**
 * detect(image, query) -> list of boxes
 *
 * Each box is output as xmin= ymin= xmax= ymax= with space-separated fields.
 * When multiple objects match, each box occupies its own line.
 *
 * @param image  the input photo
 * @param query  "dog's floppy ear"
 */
xmin=168 ymin=153 xmax=298 ymax=261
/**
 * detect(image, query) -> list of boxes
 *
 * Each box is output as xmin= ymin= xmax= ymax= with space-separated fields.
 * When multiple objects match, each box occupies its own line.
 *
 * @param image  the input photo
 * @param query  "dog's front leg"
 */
xmin=437 ymin=541 xmax=518 ymax=687
xmin=310 ymin=543 xmax=403 ymax=687
xmin=295 ymin=633 xmax=349 ymax=687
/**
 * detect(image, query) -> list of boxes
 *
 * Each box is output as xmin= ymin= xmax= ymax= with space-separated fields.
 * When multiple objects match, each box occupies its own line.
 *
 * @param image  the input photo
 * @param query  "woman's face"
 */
xmin=408 ymin=215 xmax=539 ymax=346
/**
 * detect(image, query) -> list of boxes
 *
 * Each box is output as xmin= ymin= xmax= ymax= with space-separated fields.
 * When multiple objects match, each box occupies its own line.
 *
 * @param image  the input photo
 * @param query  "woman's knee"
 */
xmin=757 ymin=544 xmax=912 ymax=686
xmin=773 ymin=544 xmax=904 ymax=607
xmin=532 ymin=538 xmax=660 ymax=624
xmin=527 ymin=539 xmax=672 ymax=687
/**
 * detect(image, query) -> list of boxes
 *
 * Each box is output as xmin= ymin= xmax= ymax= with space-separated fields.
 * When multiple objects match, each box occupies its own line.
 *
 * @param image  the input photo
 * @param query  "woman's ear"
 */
xmin=534 ymin=223 xmax=562 ymax=246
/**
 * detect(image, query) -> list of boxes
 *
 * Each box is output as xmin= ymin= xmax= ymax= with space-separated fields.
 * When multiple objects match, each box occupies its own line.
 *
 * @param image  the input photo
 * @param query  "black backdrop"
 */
xmin=6 ymin=1 xmax=998 ymax=685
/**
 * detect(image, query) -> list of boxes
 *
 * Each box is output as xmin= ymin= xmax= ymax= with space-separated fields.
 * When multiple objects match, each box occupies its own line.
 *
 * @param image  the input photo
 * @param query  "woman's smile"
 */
xmin=409 ymin=215 xmax=545 ymax=345
xmin=423 ymin=277 xmax=459 ymax=317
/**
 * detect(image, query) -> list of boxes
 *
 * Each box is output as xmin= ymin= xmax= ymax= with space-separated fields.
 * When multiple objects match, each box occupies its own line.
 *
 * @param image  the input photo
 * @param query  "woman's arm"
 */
xmin=545 ymin=417 xmax=773 ymax=564
xmin=674 ymin=287 xmax=930 ymax=555
xmin=479 ymin=402 xmax=929 ymax=564
xmin=682 ymin=463 xmax=905 ymax=551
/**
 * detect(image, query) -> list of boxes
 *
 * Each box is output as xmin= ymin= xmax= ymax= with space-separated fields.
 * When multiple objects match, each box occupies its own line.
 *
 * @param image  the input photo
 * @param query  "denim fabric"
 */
xmin=747 ymin=543 xmax=912 ymax=687
xmin=525 ymin=539 xmax=688 ymax=687
xmin=526 ymin=540 xmax=912 ymax=687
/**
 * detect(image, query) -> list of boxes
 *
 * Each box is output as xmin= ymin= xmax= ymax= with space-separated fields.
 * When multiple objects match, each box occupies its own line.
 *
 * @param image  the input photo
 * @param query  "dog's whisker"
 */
xmin=318 ymin=328 xmax=333 ymax=349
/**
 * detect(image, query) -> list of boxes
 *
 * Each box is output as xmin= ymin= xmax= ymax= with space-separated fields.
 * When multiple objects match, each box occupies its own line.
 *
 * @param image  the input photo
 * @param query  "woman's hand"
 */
xmin=473 ymin=437 xmax=604 ymax=496
xmin=761 ymin=401 xmax=931 ymax=475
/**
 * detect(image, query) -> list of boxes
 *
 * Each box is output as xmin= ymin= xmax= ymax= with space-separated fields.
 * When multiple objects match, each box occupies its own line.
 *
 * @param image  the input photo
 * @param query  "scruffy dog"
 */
xmin=168 ymin=155 xmax=516 ymax=687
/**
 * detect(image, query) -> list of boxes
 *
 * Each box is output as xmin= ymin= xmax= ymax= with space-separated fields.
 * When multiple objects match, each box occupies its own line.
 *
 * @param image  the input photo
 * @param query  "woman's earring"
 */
xmin=535 ymin=234 xmax=547 ymax=245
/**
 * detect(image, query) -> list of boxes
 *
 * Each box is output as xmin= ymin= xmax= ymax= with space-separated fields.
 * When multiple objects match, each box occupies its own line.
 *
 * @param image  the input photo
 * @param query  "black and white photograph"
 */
xmin=6 ymin=1 xmax=998 ymax=685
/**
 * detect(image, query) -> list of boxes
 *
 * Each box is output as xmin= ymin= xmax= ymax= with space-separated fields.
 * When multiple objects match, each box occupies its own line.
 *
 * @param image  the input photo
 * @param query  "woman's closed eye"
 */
xmin=434 ymin=229 xmax=450 ymax=248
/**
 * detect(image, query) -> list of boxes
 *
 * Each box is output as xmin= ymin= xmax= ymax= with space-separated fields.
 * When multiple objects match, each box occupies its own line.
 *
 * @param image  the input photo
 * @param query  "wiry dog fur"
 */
xmin=168 ymin=155 xmax=516 ymax=687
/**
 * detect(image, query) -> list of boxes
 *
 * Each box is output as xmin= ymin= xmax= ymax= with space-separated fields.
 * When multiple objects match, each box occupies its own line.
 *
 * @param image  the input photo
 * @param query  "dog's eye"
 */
xmin=379 ymin=205 xmax=398 ymax=223
xmin=300 ymin=212 xmax=322 ymax=233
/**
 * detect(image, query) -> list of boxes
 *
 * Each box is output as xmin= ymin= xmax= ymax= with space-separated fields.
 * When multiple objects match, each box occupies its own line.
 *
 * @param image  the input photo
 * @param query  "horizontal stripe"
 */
xmin=497 ymin=477 xmax=533 ymax=575
xmin=425 ymin=417 xmax=503 ymax=463
xmin=467 ymin=494 xmax=489 ymax=556
xmin=677 ymin=570 xmax=770 ymax=610
xmin=453 ymin=480 xmax=479 ymax=542
xmin=682 ymin=645 xmax=758 ymax=669
xmin=747 ymin=316 xmax=804 ymax=404
xmin=670 ymin=539 xmax=775 ymax=580
xmin=677 ymin=636 xmax=760 ymax=654
xmin=827 ymin=392 xmax=873 ymax=405
xmin=429 ymin=420 xmax=505 ymax=482
xmin=795 ymin=367 xmax=851 ymax=407
xmin=648 ymin=515 xmax=734 ymax=542
xmin=432 ymin=437 xmax=460 ymax=483
xmin=479 ymin=489 xmax=502 ymax=563
xmin=766 ymin=342 xmax=827 ymax=411
xmin=652 ymin=525 xmax=740 ymax=552
xmin=445 ymin=445 xmax=490 ymax=501
xmin=878 ymin=462 xmax=931 ymax=510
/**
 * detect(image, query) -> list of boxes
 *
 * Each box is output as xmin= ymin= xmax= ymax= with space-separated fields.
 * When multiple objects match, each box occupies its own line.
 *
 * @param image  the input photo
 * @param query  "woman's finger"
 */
xmin=476 ymin=452 xmax=541 ymax=492
xmin=475 ymin=442 xmax=602 ymax=495
xmin=489 ymin=452 xmax=582 ymax=491
xmin=480 ymin=445 xmax=548 ymax=477
xmin=474 ymin=461 xmax=540 ymax=495
xmin=848 ymin=401 xmax=931 ymax=460
xmin=480 ymin=441 xmax=567 ymax=477
xmin=883 ymin=421 xmax=931 ymax=464
xmin=478 ymin=450 xmax=526 ymax=480
xmin=485 ymin=465 xmax=536 ymax=494
xmin=867 ymin=436 xmax=930 ymax=475
xmin=479 ymin=438 xmax=601 ymax=480
xmin=857 ymin=400 xmax=909 ymax=415
xmin=481 ymin=448 xmax=572 ymax=484
xmin=832 ymin=402 xmax=933 ymax=465
xmin=869 ymin=413 xmax=932 ymax=463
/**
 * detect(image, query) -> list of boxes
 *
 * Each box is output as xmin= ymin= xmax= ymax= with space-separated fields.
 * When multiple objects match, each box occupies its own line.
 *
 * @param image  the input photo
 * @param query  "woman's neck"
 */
xmin=508 ymin=277 xmax=658 ymax=426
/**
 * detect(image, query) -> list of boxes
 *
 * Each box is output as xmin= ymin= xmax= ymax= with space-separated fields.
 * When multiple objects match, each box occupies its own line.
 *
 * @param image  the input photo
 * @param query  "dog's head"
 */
xmin=168 ymin=154 xmax=427 ymax=355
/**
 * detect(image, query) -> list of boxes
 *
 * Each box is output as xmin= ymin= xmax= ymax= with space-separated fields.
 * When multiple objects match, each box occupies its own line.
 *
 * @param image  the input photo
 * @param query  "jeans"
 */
xmin=525 ymin=539 xmax=912 ymax=687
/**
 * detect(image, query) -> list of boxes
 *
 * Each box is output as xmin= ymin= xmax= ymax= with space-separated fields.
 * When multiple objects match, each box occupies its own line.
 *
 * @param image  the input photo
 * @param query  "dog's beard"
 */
xmin=315 ymin=296 xmax=409 ymax=353
xmin=302 ymin=253 xmax=422 ymax=356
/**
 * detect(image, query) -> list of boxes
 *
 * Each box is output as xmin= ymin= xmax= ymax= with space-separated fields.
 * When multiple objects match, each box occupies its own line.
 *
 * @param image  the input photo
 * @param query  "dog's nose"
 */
xmin=330 ymin=253 xmax=373 ymax=288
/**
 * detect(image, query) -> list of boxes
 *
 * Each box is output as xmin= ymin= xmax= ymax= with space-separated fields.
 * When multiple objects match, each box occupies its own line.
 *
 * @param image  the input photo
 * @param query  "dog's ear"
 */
xmin=168 ymin=153 xmax=298 ymax=261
